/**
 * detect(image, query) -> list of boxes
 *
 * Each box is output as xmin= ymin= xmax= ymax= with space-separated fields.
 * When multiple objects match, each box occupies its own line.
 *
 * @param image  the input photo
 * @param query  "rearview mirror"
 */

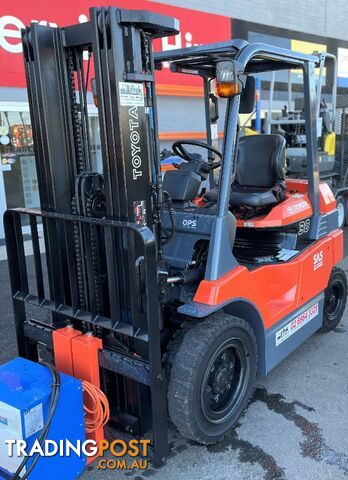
xmin=239 ymin=76 xmax=256 ymax=114
xmin=209 ymin=93 xmax=219 ymax=123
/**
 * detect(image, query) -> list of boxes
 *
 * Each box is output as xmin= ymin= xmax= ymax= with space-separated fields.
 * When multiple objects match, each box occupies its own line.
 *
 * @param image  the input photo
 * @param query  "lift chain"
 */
xmin=86 ymin=184 xmax=105 ymax=315
xmin=66 ymin=49 xmax=85 ymax=174
xmin=67 ymin=48 xmax=89 ymax=311
xmin=140 ymin=30 xmax=151 ymax=75
xmin=71 ymin=195 xmax=87 ymax=310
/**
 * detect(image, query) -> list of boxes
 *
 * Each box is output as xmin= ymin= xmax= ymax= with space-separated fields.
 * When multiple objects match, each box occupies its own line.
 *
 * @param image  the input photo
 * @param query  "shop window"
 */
xmin=0 ymin=111 xmax=38 ymax=225
xmin=0 ymin=111 xmax=103 ymax=224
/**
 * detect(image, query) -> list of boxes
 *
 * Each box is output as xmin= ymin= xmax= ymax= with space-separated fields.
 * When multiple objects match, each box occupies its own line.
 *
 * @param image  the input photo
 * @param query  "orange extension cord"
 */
xmin=82 ymin=381 xmax=110 ymax=433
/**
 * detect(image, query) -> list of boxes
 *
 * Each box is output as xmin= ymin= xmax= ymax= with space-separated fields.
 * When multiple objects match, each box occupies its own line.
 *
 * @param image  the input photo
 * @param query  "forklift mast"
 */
xmin=5 ymin=7 xmax=178 ymax=464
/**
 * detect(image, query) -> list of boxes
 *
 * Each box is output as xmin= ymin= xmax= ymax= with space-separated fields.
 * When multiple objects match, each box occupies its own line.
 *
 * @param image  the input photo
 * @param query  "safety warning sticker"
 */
xmin=24 ymin=403 xmax=44 ymax=438
xmin=275 ymin=303 xmax=319 ymax=346
xmin=119 ymin=82 xmax=144 ymax=107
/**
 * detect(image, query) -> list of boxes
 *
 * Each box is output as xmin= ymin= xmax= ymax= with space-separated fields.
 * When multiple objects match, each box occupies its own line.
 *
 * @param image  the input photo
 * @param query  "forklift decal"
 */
xmin=133 ymin=200 xmax=147 ymax=225
xmin=119 ymin=82 xmax=144 ymax=107
xmin=313 ymin=251 xmax=324 ymax=270
xmin=128 ymin=106 xmax=143 ymax=180
xmin=287 ymin=200 xmax=308 ymax=215
xmin=276 ymin=303 xmax=319 ymax=346
xmin=244 ymin=221 xmax=255 ymax=227
xmin=298 ymin=218 xmax=311 ymax=235
xmin=182 ymin=218 xmax=197 ymax=229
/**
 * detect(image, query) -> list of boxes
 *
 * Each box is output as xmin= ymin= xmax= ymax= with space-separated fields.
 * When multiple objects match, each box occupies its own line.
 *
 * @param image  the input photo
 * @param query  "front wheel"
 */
xmin=166 ymin=313 xmax=257 ymax=444
xmin=320 ymin=267 xmax=347 ymax=332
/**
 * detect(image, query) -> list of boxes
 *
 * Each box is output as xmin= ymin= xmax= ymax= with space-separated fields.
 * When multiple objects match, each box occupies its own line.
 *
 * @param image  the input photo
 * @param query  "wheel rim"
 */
xmin=200 ymin=338 xmax=250 ymax=424
xmin=337 ymin=200 xmax=345 ymax=228
xmin=325 ymin=281 xmax=345 ymax=322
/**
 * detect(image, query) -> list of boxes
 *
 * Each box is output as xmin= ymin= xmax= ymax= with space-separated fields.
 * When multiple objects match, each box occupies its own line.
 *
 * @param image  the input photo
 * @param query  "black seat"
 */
xmin=230 ymin=134 xmax=286 ymax=207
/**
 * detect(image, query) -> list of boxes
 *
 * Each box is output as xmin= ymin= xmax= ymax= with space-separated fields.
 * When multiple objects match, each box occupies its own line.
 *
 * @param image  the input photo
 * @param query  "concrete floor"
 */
xmin=0 ymin=235 xmax=347 ymax=480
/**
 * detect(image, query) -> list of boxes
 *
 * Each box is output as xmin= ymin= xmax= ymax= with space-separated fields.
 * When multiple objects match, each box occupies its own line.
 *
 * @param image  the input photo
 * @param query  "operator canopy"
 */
xmin=155 ymin=39 xmax=319 ymax=76
xmin=156 ymin=40 xmax=318 ymax=208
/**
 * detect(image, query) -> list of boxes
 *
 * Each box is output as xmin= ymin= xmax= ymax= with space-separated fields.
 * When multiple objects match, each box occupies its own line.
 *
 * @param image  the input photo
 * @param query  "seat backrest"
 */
xmin=235 ymin=134 xmax=286 ymax=188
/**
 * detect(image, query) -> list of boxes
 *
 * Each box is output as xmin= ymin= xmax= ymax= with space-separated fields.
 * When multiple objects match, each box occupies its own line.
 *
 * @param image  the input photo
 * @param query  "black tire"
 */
xmin=336 ymin=195 xmax=345 ymax=228
xmin=166 ymin=313 xmax=257 ymax=444
xmin=344 ymin=195 xmax=348 ymax=226
xmin=320 ymin=267 xmax=347 ymax=332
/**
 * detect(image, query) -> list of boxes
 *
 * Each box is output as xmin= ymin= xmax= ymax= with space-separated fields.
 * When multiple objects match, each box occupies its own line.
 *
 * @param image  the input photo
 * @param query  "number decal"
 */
xmin=298 ymin=219 xmax=310 ymax=235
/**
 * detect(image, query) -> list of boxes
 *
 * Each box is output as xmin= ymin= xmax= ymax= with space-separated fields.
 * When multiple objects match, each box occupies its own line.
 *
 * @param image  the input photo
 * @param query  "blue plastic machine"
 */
xmin=0 ymin=358 xmax=86 ymax=479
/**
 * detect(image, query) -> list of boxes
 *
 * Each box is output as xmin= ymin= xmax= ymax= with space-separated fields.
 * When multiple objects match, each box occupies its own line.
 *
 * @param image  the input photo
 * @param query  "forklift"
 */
xmin=4 ymin=6 xmax=347 ymax=469
xmin=266 ymin=53 xmax=348 ymax=227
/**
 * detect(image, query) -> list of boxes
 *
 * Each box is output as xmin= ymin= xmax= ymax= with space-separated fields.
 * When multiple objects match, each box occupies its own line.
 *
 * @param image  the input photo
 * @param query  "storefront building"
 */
xmin=1 ymin=0 xmax=348 ymax=237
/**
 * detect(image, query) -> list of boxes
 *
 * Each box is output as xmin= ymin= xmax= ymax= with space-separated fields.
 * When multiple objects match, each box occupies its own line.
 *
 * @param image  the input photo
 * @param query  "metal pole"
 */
xmin=316 ymin=54 xmax=325 ymax=120
xmin=303 ymin=61 xmax=321 ymax=237
xmin=203 ymin=78 xmax=213 ymax=153
xmin=266 ymin=71 xmax=275 ymax=134
xmin=205 ymin=96 xmax=239 ymax=280
xmin=0 ymin=169 xmax=6 ymax=238
xmin=219 ymin=96 xmax=241 ymax=217
xmin=325 ymin=52 xmax=337 ymax=128
xmin=255 ymin=77 xmax=261 ymax=133
xmin=288 ymin=69 xmax=292 ymax=111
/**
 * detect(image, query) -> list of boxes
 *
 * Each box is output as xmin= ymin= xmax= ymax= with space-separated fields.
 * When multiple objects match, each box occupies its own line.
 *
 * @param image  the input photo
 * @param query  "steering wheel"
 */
xmin=172 ymin=140 xmax=222 ymax=169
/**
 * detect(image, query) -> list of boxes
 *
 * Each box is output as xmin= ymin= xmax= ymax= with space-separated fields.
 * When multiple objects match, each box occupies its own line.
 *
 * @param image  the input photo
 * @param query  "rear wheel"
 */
xmin=320 ymin=267 xmax=347 ymax=332
xmin=166 ymin=313 xmax=257 ymax=444
xmin=345 ymin=195 xmax=348 ymax=226
xmin=336 ymin=195 xmax=345 ymax=228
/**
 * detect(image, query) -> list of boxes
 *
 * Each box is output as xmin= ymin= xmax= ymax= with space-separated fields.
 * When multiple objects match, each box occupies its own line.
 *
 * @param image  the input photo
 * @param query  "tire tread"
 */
xmin=319 ymin=266 xmax=347 ymax=332
xmin=166 ymin=313 xmax=257 ymax=444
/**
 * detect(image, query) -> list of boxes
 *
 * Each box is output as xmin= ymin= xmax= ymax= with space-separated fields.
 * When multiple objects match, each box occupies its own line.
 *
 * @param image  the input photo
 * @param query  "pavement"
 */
xmin=0 ymin=234 xmax=347 ymax=480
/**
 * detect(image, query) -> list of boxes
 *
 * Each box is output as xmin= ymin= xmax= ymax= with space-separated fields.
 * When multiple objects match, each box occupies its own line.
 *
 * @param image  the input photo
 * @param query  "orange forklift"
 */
xmin=4 ymin=7 xmax=347 ymax=467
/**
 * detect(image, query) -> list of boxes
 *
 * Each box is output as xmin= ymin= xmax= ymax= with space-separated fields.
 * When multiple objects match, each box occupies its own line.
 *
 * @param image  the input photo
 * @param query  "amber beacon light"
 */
xmin=216 ymin=60 xmax=241 ymax=97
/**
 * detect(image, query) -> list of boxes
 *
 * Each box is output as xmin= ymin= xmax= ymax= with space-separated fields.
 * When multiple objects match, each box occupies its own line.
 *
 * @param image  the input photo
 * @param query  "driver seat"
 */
xmin=230 ymin=134 xmax=286 ymax=207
